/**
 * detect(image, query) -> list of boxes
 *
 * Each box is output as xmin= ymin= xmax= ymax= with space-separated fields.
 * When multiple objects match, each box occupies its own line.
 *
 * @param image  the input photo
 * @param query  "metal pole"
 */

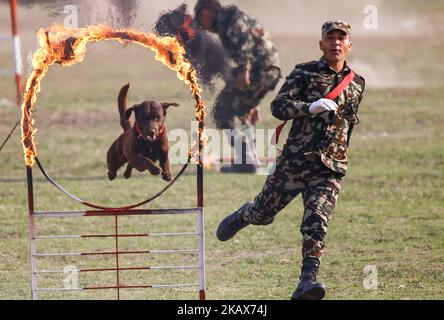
xmin=27 ymin=166 xmax=37 ymax=300
xmin=197 ymin=119 xmax=205 ymax=300
xmin=198 ymin=209 xmax=206 ymax=300
xmin=115 ymin=215 xmax=120 ymax=300
xmin=197 ymin=120 xmax=204 ymax=208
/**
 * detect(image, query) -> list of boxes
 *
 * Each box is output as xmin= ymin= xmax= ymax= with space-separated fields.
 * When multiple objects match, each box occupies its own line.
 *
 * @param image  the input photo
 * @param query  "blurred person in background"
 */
xmin=194 ymin=0 xmax=281 ymax=173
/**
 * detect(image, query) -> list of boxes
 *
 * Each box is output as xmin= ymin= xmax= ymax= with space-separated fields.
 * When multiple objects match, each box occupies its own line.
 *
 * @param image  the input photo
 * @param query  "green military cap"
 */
xmin=322 ymin=20 xmax=351 ymax=36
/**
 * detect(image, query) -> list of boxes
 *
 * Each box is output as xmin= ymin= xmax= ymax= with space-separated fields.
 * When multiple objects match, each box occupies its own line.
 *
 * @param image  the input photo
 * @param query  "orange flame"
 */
xmin=21 ymin=24 xmax=206 ymax=167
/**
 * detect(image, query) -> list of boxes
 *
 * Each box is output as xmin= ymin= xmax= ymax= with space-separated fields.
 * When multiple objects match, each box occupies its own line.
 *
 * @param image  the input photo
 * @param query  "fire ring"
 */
xmin=19 ymin=24 xmax=206 ymax=210
xmin=21 ymin=24 xmax=206 ymax=167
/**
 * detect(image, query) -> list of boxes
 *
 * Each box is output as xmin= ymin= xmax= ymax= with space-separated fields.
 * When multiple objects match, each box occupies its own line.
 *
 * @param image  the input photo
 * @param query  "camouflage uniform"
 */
xmin=211 ymin=5 xmax=281 ymax=129
xmin=241 ymin=57 xmax=365 ymax=259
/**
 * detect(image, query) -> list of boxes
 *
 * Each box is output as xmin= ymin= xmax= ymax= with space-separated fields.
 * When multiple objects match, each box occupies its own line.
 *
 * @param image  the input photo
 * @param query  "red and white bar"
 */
xmin=35 ymin=283 xmax=200 ymax=293
xmin=33 ymin=249 xmax=199 ymax=257
xmin=34 ymin=232 xmax=199 ymax=240
xmin=34 ymin=265 xmax=200 ymax=274
xmin=33 ymin=208 xmax=202 ymax=218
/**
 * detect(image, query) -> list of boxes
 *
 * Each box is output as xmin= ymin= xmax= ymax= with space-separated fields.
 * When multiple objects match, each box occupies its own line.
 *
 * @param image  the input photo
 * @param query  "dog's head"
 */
xmin=154 ymin=3 xmax=231 ymax=86
xmin=154 ymin=4 xmax=196 ymax=42
xmin=125 ymin=101 xmax=179 ymax=142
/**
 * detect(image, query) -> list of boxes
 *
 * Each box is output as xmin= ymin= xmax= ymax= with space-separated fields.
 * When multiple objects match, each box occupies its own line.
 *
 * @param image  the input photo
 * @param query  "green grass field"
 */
xmin=1 ymin=1 xmax=444 ymax=300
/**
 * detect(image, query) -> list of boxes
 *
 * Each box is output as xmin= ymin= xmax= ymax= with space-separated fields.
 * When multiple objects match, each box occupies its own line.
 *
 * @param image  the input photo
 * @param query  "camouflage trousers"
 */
xmin=241 ymin=152 xmax=343 ymax=259
xmin=212 ymin=66 xmax=281 ymax=130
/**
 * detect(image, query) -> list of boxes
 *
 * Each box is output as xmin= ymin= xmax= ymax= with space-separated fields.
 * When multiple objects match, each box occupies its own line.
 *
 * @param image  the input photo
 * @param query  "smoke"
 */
xmin=2 ymin=0 xmax=442 ymax=88
xmin=225 ymin=0 xmax=436 ymax=37
xmin=69 ymin=0 xmax=138 ymax=28
xmin=3 ymin=0 xmax=440 ymax=36
xmin=8 ymin=0 xmax=139 ymax=28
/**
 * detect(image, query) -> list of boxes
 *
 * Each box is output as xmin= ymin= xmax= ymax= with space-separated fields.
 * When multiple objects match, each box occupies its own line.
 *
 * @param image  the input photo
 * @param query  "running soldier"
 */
xmin=216 ymin=20 xmax=365 ymax=299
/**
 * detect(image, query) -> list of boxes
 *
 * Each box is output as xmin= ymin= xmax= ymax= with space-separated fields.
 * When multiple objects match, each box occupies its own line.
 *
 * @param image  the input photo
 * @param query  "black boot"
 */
xmin=219 ymin=163 xmax=257 ymax=174
xmin=216 ymin=202 xmax=251 ymax=241
xmin=220 ymin=137 xmax=257 ymax=174
xmin=291 ymin=257 xmax=326 ymax=300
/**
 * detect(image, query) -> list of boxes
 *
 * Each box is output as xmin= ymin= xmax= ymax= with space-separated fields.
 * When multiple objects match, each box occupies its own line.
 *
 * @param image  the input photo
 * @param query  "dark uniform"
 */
xmin=241 ymin=57 xmax=365 ymax=259
xmin=211 ymin=5 xmax=281 ymax=129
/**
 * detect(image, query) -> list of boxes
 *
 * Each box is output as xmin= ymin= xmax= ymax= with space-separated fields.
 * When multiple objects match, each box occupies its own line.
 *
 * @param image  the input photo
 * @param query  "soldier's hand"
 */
xmin=247 ymin=106 xmax=260 ymax=126
xmin=309 ymin=98 xmax=339 ymax=114
xmin=235 ymin=69 xmax=251 ymax=88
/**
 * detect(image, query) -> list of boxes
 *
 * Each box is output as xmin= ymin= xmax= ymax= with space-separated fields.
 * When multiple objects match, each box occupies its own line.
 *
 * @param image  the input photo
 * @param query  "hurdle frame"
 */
xmin=26 ymin=111 xmax=206 ymax=302
xmin=15 ymin=0 xmax=207 ymax=299
xmin=27 ymin=154 xmax=205 ymax=300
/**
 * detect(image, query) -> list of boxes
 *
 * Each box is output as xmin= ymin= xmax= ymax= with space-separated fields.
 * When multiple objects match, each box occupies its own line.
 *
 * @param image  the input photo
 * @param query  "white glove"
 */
xmin=309 ymin=98 xmax=339 ymax=114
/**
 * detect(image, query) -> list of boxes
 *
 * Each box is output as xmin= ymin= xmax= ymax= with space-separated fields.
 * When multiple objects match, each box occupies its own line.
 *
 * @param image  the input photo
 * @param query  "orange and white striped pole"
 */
xmin=0 ymin=0 xmax=23 ymax=152
xmin=0 ymin=0 xmax=24 ymax=151
xmin=9 ymin=0 xmax=23 ymax=106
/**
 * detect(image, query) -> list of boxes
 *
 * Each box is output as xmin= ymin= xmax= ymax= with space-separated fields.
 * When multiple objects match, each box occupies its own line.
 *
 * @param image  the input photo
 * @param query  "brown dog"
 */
xmin=106 ymin=84 xmax=179 ymax=181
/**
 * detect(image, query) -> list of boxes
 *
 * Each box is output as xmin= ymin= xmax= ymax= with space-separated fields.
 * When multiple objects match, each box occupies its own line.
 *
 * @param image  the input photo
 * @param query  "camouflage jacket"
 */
xmin=271 ymin=58 xmax=365 ymax=175
xmin=215 ymin=5 xmax=279 ymax=78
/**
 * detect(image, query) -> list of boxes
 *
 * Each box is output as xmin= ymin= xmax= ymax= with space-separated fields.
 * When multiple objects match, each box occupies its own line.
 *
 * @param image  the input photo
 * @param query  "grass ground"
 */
xmin=0 ymin=1 xmax=444 ymax=300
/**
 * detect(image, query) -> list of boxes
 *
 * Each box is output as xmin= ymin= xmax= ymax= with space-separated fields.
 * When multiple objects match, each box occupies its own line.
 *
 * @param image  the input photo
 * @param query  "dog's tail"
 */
xmin=118 ymin=83 xmax=131 ymax=131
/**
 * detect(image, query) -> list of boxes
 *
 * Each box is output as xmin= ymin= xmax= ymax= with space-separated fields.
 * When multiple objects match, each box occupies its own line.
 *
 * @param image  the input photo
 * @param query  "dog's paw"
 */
xmin=123 ymin=171 xmax=132 ymax=179
xmin=162 ymin=171 xmax=172 ymax=182
xmin=108 ymin=171 xmax=117 ymax=181
xmin=149 ymin=165 xmax=161 ymax=176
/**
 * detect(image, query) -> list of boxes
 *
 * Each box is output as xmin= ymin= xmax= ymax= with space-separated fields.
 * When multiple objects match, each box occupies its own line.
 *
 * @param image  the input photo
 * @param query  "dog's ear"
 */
xmin=178 ymin=3 xmax=187 ymax=13
xmin=125 ymin=105 xmax=137 ymax=120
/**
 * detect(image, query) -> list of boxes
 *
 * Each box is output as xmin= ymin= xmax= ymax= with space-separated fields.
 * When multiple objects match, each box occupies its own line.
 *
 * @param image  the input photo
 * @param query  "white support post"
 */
xmin=29 ymin=215 xmax=38 ymax=300
xmin=198 ymin=208 xmax=206 ymax=300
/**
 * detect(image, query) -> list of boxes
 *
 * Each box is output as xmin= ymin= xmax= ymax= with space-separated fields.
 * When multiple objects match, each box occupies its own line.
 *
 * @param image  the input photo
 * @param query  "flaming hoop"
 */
xmin=21 ymin=24 xmax=206 ymax=167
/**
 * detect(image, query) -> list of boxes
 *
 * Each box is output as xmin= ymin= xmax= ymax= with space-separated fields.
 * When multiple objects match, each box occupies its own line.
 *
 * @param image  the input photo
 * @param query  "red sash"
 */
xmin=271 ymin=70 xmax=355 ymax=145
